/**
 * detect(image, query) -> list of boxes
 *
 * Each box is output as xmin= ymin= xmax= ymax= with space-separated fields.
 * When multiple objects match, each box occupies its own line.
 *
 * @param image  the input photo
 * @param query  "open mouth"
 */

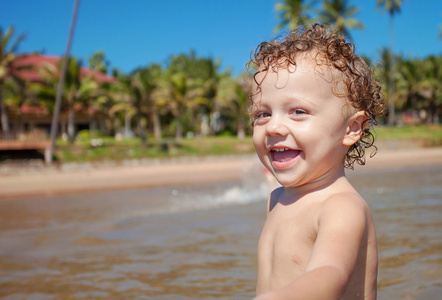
xmin=271 ymin=148 xmax=301 ymax=167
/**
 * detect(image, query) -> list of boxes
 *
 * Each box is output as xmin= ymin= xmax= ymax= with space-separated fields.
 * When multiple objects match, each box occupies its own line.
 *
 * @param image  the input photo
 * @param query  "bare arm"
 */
xmin=254 ymin=194 xmax=367 ymax=300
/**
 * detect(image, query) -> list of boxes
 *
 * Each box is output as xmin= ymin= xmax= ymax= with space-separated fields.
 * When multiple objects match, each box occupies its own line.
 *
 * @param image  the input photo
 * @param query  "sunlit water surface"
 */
xmin=0 ymin=163 xmax=440 ymax=299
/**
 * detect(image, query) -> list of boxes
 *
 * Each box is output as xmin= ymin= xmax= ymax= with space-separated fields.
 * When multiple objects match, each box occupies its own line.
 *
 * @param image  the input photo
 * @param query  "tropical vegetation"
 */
xmin=0 ymin=26 xmax=25 ymax=136
xmin=0 ymin=0 xmax=441 ymax=163
xmin=377 ymin=0 xmax=404 ymax=125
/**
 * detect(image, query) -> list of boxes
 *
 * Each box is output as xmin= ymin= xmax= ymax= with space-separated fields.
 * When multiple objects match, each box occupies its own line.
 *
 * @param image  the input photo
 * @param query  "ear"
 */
xmin=343 ymin=111 xmax=368 ymax=146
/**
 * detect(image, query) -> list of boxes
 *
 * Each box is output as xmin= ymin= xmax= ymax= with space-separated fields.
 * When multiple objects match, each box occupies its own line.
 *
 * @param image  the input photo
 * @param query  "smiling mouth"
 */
xmin=271 ymin=148 xmax=301 ymax=164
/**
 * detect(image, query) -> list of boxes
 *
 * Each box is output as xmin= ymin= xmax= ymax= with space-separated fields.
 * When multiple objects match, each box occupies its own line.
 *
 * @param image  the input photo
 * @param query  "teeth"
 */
xmin=273 ymin=148 xmax=289 ymax=152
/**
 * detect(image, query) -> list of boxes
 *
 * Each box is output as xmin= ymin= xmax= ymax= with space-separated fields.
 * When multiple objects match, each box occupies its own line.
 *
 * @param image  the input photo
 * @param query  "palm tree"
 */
xmin=378 ymin=47 xmax=400 ymax=123
xmin=131 ymin=64 xmax=162 ymax=142
xmin=195 ymin=57 xmax=226 ymax=137
xmin=2 ymin=75 xmax=30 ymax=134
xmin=91 ymin=82 xmax=118 ymax=136
xmin=159 ymin=72 xmax=205 ymax=142
xmin=274 ymin=0 xmax=317 ymax=33
xmin=395 ymin=55 xmax=442 ymax=124
xmin=318 ymin=0 xmax=364 ymax=41
xmin=156 ymin=54 xmax=206 ymax=142
xmin=0 ymin=26 xmax=25 ymax=136
xmin=111 ymin=72 xmax=137 ymax=139
xmin=48 ymin=0 xmax=80 ymax=161
xmin=33 ymin=57 xmax=98 ymax=143
xmin=217 ymin=75 xmax=252 ymax=140
xmin=419 ymin=55 xmax=442 ymax=123
xmin=377 ymin=0 xmax=403 ymax=125
xmin=130 ymin=71 xmax=148 ymax=142
xmin=395 ymin=56 xmax=422 ymax=123
xmin=88 ymin=50 xmax=109 ymax=74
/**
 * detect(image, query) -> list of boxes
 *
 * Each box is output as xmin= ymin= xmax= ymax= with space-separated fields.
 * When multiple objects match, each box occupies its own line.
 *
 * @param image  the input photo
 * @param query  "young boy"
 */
xmin=248 ymin=24 xmax=384 ymax=300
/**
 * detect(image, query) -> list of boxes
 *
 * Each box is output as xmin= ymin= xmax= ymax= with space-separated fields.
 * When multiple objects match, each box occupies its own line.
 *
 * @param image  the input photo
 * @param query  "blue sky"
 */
xmin=1 ymin=0 xmax=441 ymax=75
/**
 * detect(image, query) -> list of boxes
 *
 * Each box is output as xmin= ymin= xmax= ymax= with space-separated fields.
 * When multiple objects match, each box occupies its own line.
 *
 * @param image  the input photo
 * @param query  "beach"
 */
xmin=0 ymin=147 xmax=441 ymax=299
xmin=1 ymin=147 xmax=442 ymax=200
xmin=0 ymin=155 xmax=258 ymax=200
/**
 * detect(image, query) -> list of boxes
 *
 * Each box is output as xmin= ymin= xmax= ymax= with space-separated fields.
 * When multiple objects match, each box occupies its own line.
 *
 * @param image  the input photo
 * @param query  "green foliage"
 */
xmin=273 ymin=0 xmax=365 ymax=38
xmin=376 ymin=0 xmax=403 ymax=16
xmin=88 ymin=51 xmax=109 ymax=73
xmin=0 ymin=26 xmax=26 ymax=80
xmin=1 ymin=25 xmax=26 ymax=134
xmin=217 ymin=131 xmax=235 ymax=137
xmin=375 ymin=125 xmax=442 ymax=145
xmin=53 ymin=125 xmax=442 ymax=163
xmin=274 ymin=0 xmax=317 ymax=32
xmin=2 ymin=5 xmax=441 ymax=153
xmin=373 ymin=124 xmax=442 ymax=149
xmin=318 ymin=0 xmax=364 ymax=40
xmin=76 ymin=129 xmax=106 ymax=141
xmin=55 ymin=136 xmax=255 ymax=162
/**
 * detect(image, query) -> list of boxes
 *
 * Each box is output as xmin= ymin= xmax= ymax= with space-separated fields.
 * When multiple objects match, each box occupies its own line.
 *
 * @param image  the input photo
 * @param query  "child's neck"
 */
xmin=283 ymin=165 xmax=347 ymax=198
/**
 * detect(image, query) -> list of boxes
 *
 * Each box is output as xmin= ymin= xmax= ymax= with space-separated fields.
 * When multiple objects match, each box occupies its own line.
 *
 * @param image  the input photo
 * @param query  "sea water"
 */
xmin=0 ymin=163 xmax=440 ymax=299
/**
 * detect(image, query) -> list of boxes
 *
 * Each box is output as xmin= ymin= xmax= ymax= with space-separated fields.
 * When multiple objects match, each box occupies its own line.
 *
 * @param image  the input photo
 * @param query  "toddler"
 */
xmin=249 ymin=24 xmax=384 ymax=300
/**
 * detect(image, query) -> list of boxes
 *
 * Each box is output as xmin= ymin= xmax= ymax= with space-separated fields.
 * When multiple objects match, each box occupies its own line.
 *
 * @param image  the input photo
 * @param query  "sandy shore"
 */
xmin=1 ymin=147 xmax=441 ymax=200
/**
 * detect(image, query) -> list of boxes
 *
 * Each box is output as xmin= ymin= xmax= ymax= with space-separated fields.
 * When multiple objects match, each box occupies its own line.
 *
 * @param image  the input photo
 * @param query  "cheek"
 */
xmin=252 ymin=129 xmax=264 ymax=150
xmin=313 ymin=114 xmax=348 ymax=142
xmin=329 ymin=121 xmax=349 ymax=144
xmin=298 ymin=122 xmax=343 ymax=153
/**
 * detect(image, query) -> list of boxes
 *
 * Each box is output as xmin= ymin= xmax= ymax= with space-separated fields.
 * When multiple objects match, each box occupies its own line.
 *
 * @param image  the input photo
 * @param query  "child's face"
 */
xmin=252 ymin=58 xmax=354 ymax=188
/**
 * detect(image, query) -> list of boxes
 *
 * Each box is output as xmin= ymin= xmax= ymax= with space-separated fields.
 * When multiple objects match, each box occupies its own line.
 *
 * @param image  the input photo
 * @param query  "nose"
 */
xmin=266 ymin=115 xmax=288 ymax=136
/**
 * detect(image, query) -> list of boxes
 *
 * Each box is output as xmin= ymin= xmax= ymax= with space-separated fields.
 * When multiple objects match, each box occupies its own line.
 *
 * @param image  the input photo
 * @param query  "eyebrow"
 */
xmin=285 ymin=95 xmax=320 ymax=109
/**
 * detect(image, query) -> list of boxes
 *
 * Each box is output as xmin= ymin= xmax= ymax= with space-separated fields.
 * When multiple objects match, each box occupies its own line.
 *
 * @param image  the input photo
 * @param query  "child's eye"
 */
xmin=255 ymin=111 xmax=271 ymax=119
xmin=290 ymin=109 xmax=307 ymax=115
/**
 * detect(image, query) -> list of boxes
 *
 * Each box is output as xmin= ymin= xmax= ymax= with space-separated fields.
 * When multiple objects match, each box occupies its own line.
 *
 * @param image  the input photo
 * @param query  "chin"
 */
xmin=273 ymin=176 xmax=300 ymax=188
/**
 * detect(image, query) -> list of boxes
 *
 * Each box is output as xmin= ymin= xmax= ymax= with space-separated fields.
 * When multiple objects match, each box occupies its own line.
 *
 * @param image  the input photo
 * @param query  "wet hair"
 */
xmin=247 ymin=23 xmax=384 ymax=169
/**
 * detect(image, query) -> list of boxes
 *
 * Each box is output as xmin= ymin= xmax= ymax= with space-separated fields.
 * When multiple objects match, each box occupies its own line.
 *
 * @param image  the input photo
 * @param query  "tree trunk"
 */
xmin=47 ymin=0 xmax=80 ymax=163
xmin=104 ymin=118 xmax=110 ymax=136
xmin=61 ymin=120 xmax=67 ymax=138
xmin=0 ymin=82 xmax=10 ymax=136
xmin=88 ymin=109 xmax=97 ymax=135
xmin=124 ymin=109 xmax=131 ymax=138
xmin=17 ymin=81 xmax=26 ymax=135
xmin=237 ymin=113 xmax=245 ymax=140
xmin=153 ymin=108 xmax=162 ymax=142
xmin=201 ymin=113 xmax=210 ymax=137
xmin=427 ymin=97 xmax=435 ymax=124
xmin=18 ymin=102 xmax=23 ymax=136
xmin=136 ymin=106 xmax=146 ymax=143
xmin=109 ymin=115 xmax=115 ymax=136
xmin=67 ymin=105 xmax=75 ymax=144
xmin=388 ymin=13 xmax=396 ymax=126
xmin=176 ymin=114 xmax=183 ymax=143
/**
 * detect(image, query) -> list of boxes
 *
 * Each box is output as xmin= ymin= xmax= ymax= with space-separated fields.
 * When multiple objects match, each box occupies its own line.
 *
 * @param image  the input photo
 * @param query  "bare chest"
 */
xmin=257 ymin=205 xmax=318 ymax=289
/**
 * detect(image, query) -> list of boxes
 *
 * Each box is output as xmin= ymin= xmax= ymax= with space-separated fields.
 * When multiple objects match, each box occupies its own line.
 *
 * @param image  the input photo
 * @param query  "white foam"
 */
xmin=165 ymin=181 xmax=271 ymax=215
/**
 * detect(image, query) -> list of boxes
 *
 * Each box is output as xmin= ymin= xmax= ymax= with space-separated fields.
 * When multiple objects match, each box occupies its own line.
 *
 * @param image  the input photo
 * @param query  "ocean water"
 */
xmin=0 ymin=163 xmax=440 ymax=299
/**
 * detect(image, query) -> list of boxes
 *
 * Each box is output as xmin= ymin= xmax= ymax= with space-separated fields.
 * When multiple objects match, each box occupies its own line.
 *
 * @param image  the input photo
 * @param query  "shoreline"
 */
xmin=1 ymin=147 xmax=441 ymax=201
xmin=0 ymin=155 xmax=259 ymax=200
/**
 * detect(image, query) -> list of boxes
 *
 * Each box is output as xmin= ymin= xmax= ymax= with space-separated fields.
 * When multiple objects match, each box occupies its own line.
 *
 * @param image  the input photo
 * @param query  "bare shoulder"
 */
xmin=305 ymin=190 xmax=373 ymax=272
xmin=320 ymin=191 xmax=370 ymax=222
xmin=315 ymin=191 xmax=371 ymax=245
xmin=312 ymin=191 xmax=378 ymax=299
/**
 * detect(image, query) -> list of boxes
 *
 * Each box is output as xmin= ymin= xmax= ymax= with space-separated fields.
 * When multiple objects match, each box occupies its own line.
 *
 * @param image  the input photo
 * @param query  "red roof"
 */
xmin=11 ymin=54 xmax=115 ymax=83
xmin=20 ymin=104 xmax=47 ymax=114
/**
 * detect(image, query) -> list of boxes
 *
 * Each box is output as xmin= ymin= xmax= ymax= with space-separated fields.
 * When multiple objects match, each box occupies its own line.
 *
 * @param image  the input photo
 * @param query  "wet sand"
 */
xmin=0 ymin=156 xmax=257 ymax=200
xmin=1 ymin=147 xmax=441 ymax=200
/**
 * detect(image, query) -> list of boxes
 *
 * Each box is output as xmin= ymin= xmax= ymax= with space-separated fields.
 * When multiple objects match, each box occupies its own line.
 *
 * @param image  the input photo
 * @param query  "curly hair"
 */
xmin=247 ymin=23 xmax=384 ymax=169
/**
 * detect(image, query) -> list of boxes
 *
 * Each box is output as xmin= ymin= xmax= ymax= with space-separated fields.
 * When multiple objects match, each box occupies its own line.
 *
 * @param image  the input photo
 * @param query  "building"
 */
xmin=4 ymin=53 xmax=115 ymax=140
